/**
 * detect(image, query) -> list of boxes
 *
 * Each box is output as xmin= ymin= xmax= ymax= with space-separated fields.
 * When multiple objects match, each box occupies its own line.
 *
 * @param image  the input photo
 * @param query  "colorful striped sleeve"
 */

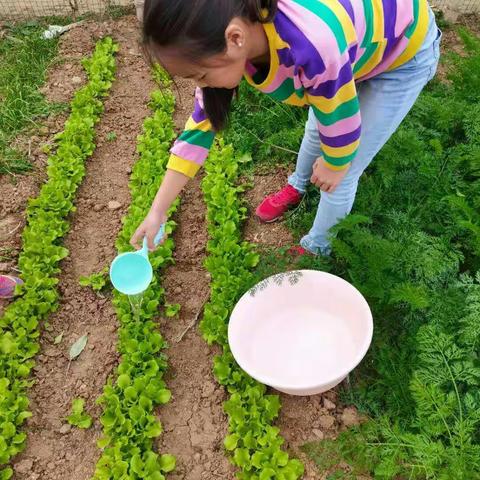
xmin=167 ymin=87 xmax=215 ymax=178
xmin=305 ymin=60 xmax=361 ymax=171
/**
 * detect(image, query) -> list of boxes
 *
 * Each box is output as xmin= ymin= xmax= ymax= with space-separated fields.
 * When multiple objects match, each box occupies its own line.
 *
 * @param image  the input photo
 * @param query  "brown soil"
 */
xmin=155 ymin=79 xmax=236 ymax=479
xmin=243 ymin=169 xmax=294 ymax=248
xmin=11 ymin=16 xmax=156 ymax=480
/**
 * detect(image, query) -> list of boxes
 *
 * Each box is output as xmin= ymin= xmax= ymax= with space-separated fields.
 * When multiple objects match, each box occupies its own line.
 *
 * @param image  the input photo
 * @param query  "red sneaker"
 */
xmin=256 ymin=184 xmax=303 ymax=223
xmin=287 ymin=245 xmax=311 ymax=257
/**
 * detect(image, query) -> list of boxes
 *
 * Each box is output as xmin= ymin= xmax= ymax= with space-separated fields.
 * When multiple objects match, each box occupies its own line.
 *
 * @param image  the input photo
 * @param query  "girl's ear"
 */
xmin=225 ymin=19 xmax=247 ymax=49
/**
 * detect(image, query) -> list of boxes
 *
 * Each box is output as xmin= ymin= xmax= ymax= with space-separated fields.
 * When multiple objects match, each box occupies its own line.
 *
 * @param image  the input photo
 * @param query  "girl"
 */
xmin=131 ymin=0 xmax=441 ymax=256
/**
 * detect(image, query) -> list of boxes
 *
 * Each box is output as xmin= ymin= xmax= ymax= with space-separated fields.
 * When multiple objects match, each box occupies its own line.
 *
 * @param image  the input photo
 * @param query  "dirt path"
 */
xmin=155 ymin=78 xmax=236 ymax=480
xmin=12 ymin=16 xmax=156 ymax=480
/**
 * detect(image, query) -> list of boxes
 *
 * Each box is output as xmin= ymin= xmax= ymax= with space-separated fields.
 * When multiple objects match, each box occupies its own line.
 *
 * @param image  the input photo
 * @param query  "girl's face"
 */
xmin=153 ymin=18 xmax=268 ymax=90
xmin=160 ymin=48 xmax=248 ymax=90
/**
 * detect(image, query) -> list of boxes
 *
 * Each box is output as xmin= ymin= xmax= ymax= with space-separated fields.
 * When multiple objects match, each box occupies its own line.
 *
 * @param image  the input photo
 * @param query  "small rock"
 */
xmin=318 ymin=414 xmax=335 ymax=430
xmin=89 ymin=344 xmax=95 ymax=350
xmin=201 ymin=381 xmax=216 ymax=398
xmin=108 ymin=200 xmax=122 ymax=211
xmin=16 ymin=458 xmax=34 ymax=474
xmin=59 ymin=424 xmax=71 ymax=434
xmin=312 ymin=429 xmax=324 ymax=439
xmin=341 ymin=407 xmax=360 ymax=427
xmin=71 ymin=76 xmax=82 ymax=84
xmin=174 ymin=286 xmax=183 ymax=295
xmin=47 ymin=461 xmax=55 ymax=470
xmin=93 ymin=204 xmax=103 ymax=212
xmin=0 ymin=262 xmax=10 ymax=272
xmin=193 ymin=453 xmax=201 ymax=461
xmin=38 ymin=126 xmax=49 ymax=136
xmin=323 ymin=398 xmax=336 ymax=411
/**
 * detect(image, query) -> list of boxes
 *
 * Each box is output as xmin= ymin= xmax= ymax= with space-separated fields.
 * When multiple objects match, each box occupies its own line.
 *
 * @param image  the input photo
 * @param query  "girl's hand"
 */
xmin=130 ymin=209 xmax=167 ymax=251
xmin=311 ymin=158 xmax=350 ymax=193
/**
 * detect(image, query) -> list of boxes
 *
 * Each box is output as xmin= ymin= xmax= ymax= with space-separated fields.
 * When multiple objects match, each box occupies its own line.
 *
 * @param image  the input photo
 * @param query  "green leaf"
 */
xmin=69 ymin=334 xmax=88 ymax=360
xmin=165 ymin=303 xmax=181 ymax=318
xmin=224 ymin=434 xmax=240 ymax=451
xmin=145 ymin=420 xmax=163 ymax=438
xmin=159 ymin=454 xmax=176 ymax=472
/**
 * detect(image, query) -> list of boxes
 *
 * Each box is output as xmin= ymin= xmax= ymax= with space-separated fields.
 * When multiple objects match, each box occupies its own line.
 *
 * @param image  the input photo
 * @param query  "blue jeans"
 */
xmin=288 ymin=9 xmax=442 ymax=255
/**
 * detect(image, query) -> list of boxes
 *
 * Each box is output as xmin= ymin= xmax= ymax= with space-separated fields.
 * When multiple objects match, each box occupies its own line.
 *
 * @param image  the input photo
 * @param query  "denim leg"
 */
xmin=300 ymin=9 xmax=442 ymax=255
xmin=288 ymin=108 xmax=319 ymax=194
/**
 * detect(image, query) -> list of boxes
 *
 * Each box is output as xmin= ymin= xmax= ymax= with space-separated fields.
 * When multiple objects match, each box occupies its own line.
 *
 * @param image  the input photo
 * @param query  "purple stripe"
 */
xmin=306 ymin=61 xmax=353 ymax=98
xmin=348 ymin=44 xmax=358 ymax=63
xmin=382 ymin=0 xmax=397 ymax=41
xmin=338 ymin=0 xmax=355 ymax=25
xmin=274 ymin=10 xmax=326 ymax=79
xmin=277 ymin=47 xmax=295 ymax=68
xmin=320 ymin=125 xmax=361 ymax=148
xmin=192 ymin=101 xmax=207 ymax=123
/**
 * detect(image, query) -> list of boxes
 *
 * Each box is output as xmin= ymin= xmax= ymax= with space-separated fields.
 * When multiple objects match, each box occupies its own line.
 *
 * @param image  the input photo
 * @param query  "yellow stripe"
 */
xmin=185 ymin=117 xmax=212 ymax=132
xmin=371 ymin=0 xmax=385 ymax=43
xmin=167 ymin=154 xmax=201 ymax=178
xmin=284 ymin=92 xmax=307 ymax=107
xmin=354 ymin=41 xmax=387 ymax=79
xmin=245 ymin=22 xmax=280 ymax=90
xmin=320 ymin=0 xmax=357 ymax=45
xmin=388 ymin=0 xmax=429 ymax=71
xmin=322 ymin=139 xmax=360 ymax=158
xmin=308 ymin=81 xmax=357 ymax=114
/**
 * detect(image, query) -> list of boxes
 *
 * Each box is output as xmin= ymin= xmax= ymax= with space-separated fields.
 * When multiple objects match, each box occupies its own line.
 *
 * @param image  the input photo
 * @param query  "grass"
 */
xmin=0 ymin=20 xmax=63 ymax=175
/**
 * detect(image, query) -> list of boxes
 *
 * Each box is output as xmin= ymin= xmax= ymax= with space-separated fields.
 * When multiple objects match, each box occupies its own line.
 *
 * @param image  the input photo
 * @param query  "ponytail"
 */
xmin=143 ymin=0 xmax=278 ymax=130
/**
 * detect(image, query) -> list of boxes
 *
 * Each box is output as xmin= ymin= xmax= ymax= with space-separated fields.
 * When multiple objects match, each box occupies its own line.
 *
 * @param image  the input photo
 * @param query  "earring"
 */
xmin=238 ymin=42 xmax=243 ymax=47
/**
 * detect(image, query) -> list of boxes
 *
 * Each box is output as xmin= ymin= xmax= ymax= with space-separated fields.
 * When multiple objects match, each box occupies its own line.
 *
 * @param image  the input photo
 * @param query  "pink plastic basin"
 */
xmin=228 ymin=270 xmax=373 ymax=396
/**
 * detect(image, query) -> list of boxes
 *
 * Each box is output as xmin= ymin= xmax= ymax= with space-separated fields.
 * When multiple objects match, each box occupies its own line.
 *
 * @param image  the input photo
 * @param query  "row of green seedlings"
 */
xmin=0 ymin=37 xmax=118 ymax=480
xmin=201 ymin=140 xmax=304 ymax=479
xmin=92 ymin=68 xmax=177 ymax=480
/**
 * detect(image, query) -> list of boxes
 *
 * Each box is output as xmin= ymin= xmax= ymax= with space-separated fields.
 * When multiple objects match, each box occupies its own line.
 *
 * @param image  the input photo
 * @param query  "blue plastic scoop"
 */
xmin=110 ymin=225 xmax=165 ymax=295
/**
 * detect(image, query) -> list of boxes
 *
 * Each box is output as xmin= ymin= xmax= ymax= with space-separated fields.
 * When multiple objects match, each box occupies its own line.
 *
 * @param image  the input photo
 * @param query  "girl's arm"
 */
xmin=131 ymin=87 xmax=216 ymax=250
xmin=130 ymin=169 xmax=190 ymax=250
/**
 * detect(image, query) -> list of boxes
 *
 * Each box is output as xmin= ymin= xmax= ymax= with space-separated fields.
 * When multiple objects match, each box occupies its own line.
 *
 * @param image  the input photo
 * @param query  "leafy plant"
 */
xmin=201 ymin=140 xmax=304 ymax=479
xmin=106 ymin=131 xmax=117 ymax=142
xmin=92 ymin=67 xmax=177 ymax=480
xmin=79 ymin=268 xmax=110 ymax=292
xmin=164 ymin=303 xmax=181 ymax=318
xmin=67 ymin=398 xmax=92 ymax=429
xmin=0 ymin=37 xmax=118 ymax=479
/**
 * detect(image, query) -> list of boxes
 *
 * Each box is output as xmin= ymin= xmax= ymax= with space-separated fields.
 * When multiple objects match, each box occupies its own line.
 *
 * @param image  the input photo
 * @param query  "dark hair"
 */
xmin=143 ymin=0 xmax=277 ymax=130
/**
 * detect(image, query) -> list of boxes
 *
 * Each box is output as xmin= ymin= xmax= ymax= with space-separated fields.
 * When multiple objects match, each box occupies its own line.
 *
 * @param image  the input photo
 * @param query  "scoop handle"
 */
xmin=153 ymin=224 xmax=166 ymax=246
xmin=141 ymin=224 xmax=166 ymax=255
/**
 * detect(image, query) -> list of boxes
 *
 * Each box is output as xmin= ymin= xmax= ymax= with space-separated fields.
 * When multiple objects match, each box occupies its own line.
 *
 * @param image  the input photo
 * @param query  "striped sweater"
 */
xmin=168 ymin=0 xmax=429 ymax=177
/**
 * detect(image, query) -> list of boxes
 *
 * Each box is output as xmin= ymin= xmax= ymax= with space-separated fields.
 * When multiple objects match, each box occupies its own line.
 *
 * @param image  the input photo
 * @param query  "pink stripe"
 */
xmin=350 ymin=0 xmax=367 ymax=50
xmin=315 ymin=111 xmax=361 ymax=136
xmin=262 ymin=64 xmax=296 ymax=93
xmin=194 ymin=87 xmax=204 ymax=109
xmin=395 ymin=0 xmax=414 ymax=37
xmin=359 ymin=37 xmax=409 ymax=80
xmin=170 ymin=140 xmax=209 ymax=165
